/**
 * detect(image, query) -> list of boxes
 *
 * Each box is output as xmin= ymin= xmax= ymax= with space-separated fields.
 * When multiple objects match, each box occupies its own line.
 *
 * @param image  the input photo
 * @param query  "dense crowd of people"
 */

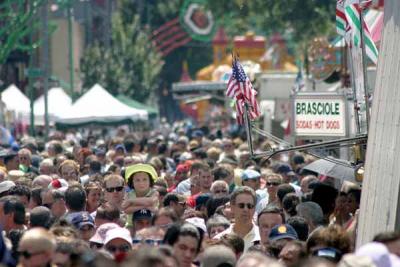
xmin=0 ymin=125 xmax=398 ymax=267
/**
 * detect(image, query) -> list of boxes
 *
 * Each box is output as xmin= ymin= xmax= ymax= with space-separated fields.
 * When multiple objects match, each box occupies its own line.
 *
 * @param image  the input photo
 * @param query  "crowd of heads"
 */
xmin=0 ymin=126 xmax=398 ymax=267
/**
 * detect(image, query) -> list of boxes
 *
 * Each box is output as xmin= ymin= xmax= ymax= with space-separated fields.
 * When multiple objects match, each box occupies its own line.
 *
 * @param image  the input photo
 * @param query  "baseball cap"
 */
xmin=189 ymin=140 xmax=200 ymax=151
xmin=114 ymin=144 xmax=126 ymax=153
xmin=356 ymin=242 xmax=400 ymax=267
xmin=48 ymin=178 xmax=69 ymax=192
xmin=104 ymin=227 xmax=133 ymax=246
xmin=185 ymin=217 xmax=207 ymax=234
xmin=125 ymin=163 xmax=158 ymax=182
xmin=192 ymin=130 xmax=204 ymax=138
xmin=313 ymin=247 xmax=343 ymax=263
xmin=275 ymin=163 xmax=296 ymax=176
xmin=176 ymin=163 xmax=190 ymax=173
xmin=133 ymin=209 xmax=153 ymax=221
xmin=269 ymin=224 xmax=299 ymax=241
xmin=89 ymin=223 xmax=120 ymax=244
xmin=70 ymin=212 xmax=95 ymax=230
xmin=0 ymin=181 xmax=15 ymax=194
xmin=241 ymin=169 xmax=261 ymax=180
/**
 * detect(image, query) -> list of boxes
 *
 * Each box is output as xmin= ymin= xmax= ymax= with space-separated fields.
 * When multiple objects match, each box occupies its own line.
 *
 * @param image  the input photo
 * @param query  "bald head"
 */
xmin=32 ymin=175 xmax=53 ymax=188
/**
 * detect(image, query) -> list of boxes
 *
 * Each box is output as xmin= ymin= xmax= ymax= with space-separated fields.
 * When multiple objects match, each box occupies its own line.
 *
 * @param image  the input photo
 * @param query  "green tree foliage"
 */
xmin=207 ymin=0 xmax=335 ymax=46
xmin=80 ymin=13 xmax=163 ymax=102
xmin=0 ymin=0 xmax=45 ymax=65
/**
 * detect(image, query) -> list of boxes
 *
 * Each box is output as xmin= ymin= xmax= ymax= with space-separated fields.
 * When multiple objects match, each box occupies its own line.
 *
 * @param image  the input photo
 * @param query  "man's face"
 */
xmin=39 ymin=164 xmax=53 ymax=175
xmin=175 ymin=170 xmax=189 ymax=183
xmin=0 ymin=170 xmax=6 ymax=182
xmin=258 ymin=213 xmax=283 ymax=245
xmin=18 ymin=243 xmax=52 ymax=267
xmin=242 ymin=178 xmax=260 ymax=191
xmin=172 ymin=235 xmax=198 ymax=267
xmin=198 ymin=169 xmax=213 ymax=191
xmin=232 ymin=193 xmax=255 ymax=225
xmin=18 ymin=152 xmax=31 ymax=167
xmin=266 ymin=177 xmax=282 ymax=197
xmin=134 ymin=218 xmax=151 ymax=232
xmin=104 ymin=178 xmax=125 ymax=207
xmin=42 ymin=192 xmax=66 ymax=218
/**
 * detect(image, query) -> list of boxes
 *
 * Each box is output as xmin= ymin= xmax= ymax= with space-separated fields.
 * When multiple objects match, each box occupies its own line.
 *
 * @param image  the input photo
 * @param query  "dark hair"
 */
xmin=347 ymin=189 xmax=361 ymax=204
xmin=282 ymin=193 xmax=300 ymax=217
xmin=65 ymin=185 xmax=86 ymax=212
xmin=127 ymin=171 xmax=154 ymax=190
xmin=286 ymin=216 xmax=309 ymax=241
xmin=89 ymin=160 xmax=102 ymax=173
xmin=30 ymin=206 xmax=54 ymax=229
xmin=311 ymin=184 xmax=338 ymax=217
xmin=123 ymin=138 xmax=135 ymax=153
xmin=9 ymin=185 xmax=31 ymax=202
xmin=257 ymin=205 xmax=285 ymax=225
xmin=220 ymin=233 xmax=244 ymax=255
xmin=277 ymin=184 xmax=296 ymax=203
xmin=373 ymin=231 xmax=400 ymax=244
xmin=0 ymin=196 xmax=25 ymax=225
xmin=163 ymin=223 xmax=203 ymax=253
xmin=206 ymin=196 xmax=230 ymax=218
xmin=163 ymin=193 xmax=181 ymax=207
xmin=212 ymin=166 xmax=232 ymax=181
xmin=31 ymin=187 xmax=43 ymax=206
xmin=96 ymin=203 xmax=120 ymax=221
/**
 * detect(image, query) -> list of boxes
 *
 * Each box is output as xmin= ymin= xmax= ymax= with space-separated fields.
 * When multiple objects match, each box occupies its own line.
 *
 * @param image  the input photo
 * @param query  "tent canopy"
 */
xmin=34 ymin=87 xmax=72 ymax=117
xmin=116 ymin=94 xmax=158 ymax=118
xmin=56 ymin=84 xmax=148 ymax=128
xmin=1 ymin=84 xmax=30 ymax=114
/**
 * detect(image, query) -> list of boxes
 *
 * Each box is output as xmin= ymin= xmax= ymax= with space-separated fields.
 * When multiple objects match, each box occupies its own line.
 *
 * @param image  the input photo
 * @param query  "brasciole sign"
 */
xmin=293 ymin=94 xmax=347 ymax=137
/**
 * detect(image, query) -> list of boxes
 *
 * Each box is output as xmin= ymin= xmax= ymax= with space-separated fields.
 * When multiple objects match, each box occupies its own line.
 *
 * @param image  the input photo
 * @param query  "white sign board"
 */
xmin=294 ymin=95 xmax=347 ymax=137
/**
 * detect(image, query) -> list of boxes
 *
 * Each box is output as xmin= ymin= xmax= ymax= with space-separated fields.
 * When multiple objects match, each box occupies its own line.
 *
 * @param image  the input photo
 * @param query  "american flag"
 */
xmin=226 ymin=58 xmax=260 ymax=124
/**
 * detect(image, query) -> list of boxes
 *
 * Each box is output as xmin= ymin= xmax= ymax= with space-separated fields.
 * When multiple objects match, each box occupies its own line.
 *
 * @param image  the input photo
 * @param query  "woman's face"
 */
xmin=87 ymin=188 xmax=101 ymax=207
xmin=61 ymin=165 xmax=78 ymax=181
xmin=133 ymin=172 xmax=151 ymax=193
xmin=346 ymin=194 xmax=359 ymax=214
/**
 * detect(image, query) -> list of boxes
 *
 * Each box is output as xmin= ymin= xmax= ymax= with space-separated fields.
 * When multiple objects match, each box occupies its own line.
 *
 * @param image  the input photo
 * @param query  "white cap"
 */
xmin=0 ymin=180 xmax=15 ymax=194
xmin=104 ymin=227 xmax=132 ymax=246
xmin=89 ymin=223 xmax=120 ymax=244
xmin=185 ymin=217 xmax=207 ymax=234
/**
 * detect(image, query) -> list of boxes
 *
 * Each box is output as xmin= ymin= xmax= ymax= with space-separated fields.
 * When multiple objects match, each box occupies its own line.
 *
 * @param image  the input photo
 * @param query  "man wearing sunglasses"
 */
xmin=17 ymin=228 xmax=56 ymax=267
xmin=214 ymin=186 xmax=260 ymax=251
xmin=103 ymin=174 xmax=125 ymax=209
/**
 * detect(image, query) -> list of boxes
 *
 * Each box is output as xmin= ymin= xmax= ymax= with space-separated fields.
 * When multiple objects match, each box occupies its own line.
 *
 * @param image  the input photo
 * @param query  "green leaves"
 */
xmin=80 ymin=13 xmax=163 ymax=102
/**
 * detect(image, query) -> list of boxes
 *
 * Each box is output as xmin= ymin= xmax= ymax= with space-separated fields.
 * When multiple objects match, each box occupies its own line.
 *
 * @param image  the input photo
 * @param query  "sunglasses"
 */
xmin=105 ymin=186 xmax=124 ymax=193
xmin=132 ymin=239 xmax=163 ymax=246
xmin=105 ymin=244 xmax=131 ymax=253
xmin=90 ymin=242 xmax=103 ymax=249
xmin=19 ymin=250 xmax=44 ymax=259
xmin=266 ymin=182 xmax=280 ymax=187
xmin=236 ymin=203 xmax=255 ymax=209
xmin=214 ymin=190 xmax=228 ymax=194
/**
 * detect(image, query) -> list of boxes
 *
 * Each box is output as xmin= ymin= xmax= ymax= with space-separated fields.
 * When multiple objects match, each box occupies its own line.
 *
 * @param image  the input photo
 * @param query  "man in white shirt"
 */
xmin=214 ymin=186 xmax=260 ymax=251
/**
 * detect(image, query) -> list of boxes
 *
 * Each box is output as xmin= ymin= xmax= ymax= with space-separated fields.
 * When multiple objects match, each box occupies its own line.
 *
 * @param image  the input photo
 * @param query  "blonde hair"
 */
xmin=19 ymin=228 xmax=56 ymax=253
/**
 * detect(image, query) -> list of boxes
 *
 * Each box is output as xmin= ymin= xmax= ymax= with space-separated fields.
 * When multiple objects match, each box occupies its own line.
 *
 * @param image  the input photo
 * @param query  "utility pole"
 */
xmin=41 ymin=0 xmax=50 ymax=140
xmin=356 ymin=0 xmax=400 ymax=246
xmin=67 ymin=0 xmax=74 ymax=95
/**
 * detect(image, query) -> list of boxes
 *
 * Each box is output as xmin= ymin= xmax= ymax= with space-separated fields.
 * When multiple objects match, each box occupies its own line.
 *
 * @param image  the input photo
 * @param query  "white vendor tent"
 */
xmin=56 ymin=84 xmax=148 ymax=128
xmin=34 ymin=87 xmax=72 ymax=125
xmin=1 ymin=84 xmax=30 ymax=114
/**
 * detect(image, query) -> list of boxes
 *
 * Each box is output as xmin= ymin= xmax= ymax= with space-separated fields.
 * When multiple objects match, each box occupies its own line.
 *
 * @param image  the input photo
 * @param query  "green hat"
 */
xmin=125 ymin=163 xmax=158 ymax=182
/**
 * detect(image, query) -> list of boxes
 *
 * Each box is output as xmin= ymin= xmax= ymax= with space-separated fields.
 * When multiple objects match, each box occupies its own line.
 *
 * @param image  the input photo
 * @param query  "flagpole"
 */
xmin=243 ymin=102 xmax=255 ymax=157
xmin=359 ymin=8 xmax=370 ymax=131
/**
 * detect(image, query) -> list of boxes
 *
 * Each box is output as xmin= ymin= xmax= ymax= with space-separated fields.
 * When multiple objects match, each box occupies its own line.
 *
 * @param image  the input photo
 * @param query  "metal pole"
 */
xmin=28 ymin=32 xmax=35 ymax=136
xmin=67 ymin=0 xmax=74 ymax=95
xmin=41 ymin=0 xmax=49 ymax=140
xmin=243 ymin=103 xmax=254 ymax=157
xmin=359 ymin=9 xmax=371 ymax=131
xmin=348 ymin=44 xmax=362 ymax=134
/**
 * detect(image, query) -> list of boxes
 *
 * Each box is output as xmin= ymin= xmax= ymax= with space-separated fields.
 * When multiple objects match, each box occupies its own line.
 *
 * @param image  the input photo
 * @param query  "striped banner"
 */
xmin=336 ymin=0 xmax=347 ymax=36
xmin=345 ymin=2 xmax=379 ymax=64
